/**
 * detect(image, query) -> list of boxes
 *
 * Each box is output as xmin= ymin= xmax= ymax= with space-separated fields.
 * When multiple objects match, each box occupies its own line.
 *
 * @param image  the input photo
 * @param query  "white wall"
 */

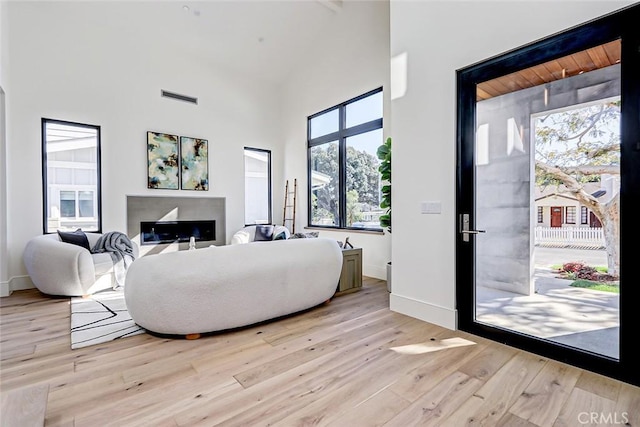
xmin=281 ymin=0 xmax=391 ymax=280
xmin=389 ymin=1 xmax=635 ymax=329
xmin=4 ymin=2 xmax=283 ymax=293
xmin=0 ymin=0 xmax=9 ymax=295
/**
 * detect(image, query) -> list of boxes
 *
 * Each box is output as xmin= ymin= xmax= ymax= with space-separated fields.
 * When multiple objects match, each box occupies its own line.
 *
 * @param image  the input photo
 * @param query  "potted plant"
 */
xmin=377 ymin=137 xmax=392 ymax=291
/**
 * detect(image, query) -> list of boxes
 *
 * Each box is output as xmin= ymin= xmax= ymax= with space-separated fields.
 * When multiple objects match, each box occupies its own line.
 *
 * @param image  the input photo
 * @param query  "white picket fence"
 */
xmin=535 ymin=226 xmax=605 ymax=249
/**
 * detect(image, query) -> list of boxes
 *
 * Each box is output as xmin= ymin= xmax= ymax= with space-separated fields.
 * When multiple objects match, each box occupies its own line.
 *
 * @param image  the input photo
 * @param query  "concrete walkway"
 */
xmin=476 ymin=247 xmax=619 ymax=359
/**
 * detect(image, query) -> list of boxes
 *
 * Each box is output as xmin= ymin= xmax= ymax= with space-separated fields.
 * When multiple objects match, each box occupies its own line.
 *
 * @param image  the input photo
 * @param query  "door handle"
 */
xmin=460 ymin=214 xmax=486 ymax=242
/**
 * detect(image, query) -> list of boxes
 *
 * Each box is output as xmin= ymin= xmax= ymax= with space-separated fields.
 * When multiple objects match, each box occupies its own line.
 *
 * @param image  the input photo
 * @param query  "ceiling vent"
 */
xmin=161 ymin=90 xmax=198 ymax=105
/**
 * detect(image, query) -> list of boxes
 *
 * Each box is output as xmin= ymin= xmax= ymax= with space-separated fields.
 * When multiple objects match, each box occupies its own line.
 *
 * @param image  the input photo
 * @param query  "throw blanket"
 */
xmin=91 ymin=232 xmax=136 ymax=289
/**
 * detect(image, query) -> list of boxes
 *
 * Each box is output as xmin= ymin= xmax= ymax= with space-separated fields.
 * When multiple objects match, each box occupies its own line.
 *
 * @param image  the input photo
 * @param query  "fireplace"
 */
xmin=140 ymin=220 xmax=216 ymax=245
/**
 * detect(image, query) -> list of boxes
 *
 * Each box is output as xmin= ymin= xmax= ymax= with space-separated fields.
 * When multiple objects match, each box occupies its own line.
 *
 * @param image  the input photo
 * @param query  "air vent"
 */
xmin=161 ymin=90 xmax=198 ymax=105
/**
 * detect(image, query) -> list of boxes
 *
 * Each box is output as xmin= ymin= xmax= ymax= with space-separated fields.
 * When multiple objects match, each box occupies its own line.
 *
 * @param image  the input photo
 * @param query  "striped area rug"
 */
xmin=70 ymin=290 xmax=145 ymax=349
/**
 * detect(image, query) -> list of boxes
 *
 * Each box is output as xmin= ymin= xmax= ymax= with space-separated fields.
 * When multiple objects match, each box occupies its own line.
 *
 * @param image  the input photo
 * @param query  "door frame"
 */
xmin=456 ymin=4 xmax=640 ymax=386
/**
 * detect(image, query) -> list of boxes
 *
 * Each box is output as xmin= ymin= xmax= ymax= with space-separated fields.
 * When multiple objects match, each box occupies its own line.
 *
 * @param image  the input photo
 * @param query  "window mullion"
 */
xmin=338 ymin=106 xmax=347 ymax=228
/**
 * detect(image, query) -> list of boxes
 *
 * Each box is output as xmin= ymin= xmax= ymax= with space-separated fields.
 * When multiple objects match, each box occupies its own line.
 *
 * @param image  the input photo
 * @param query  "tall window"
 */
xmin=565 ymin=206 xmax=576 ymax=224
xmin=42 ymin=118 xmax=101 ymax=234
xmin=307 ymin=88 xmax=383 ymax=230
xmin=581 ymin=206 xmax=588 ymax=225
xmin=537 ymin=206 xmax=543 ymax=223
xmin=244 ymin=147 xmax=271 ymax=225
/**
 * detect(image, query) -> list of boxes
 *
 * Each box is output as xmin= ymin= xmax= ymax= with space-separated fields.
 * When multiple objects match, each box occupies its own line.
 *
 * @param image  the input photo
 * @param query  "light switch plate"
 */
xmin=421 ymin=201 xmax=441 ymax=214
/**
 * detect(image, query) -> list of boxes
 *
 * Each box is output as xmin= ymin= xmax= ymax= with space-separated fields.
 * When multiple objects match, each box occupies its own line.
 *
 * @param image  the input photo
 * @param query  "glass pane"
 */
xmin=78 ymin=191 xmax=94 ymax=218
xmin=310 ymin=141 xmax=339 ymax=226
xmin=44 ymin=121 xmax=99 ymax=232
xmin=345 ymin=129 xmax=383 ymax=229
xmin=346 ymin=91 xmax=383 ymax=128
xmin=244 ymin=149 xmax=271 ymax=225
xmin=60 ymin=191 xmax=76 ymax=218
xmin=310 ymin=109 xmax=338 ymax=139
xmin=474 ymin=40 xmax=620 ymax=359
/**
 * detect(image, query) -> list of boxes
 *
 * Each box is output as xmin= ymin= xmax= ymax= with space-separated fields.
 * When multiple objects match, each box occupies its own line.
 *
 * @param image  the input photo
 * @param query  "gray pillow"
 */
xmin=254 ymin=225 xmax=275 ymax=241
xmin=289 ymin=232 xmax=319 ymax=239
xmin=273 ymin=231 xmax=287 ymax=241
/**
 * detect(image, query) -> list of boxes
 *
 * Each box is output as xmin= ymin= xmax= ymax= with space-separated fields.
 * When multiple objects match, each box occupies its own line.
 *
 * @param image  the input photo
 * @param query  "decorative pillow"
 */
xmin=289 ymin=232 xmax=319 ymax=239
xmin=273 ymin=231 xmax=287 ymax=241
xmin=57 ymin=229 xmax=91 ymax=251
xmin=254 ymin=225 xmax=275 ymax=241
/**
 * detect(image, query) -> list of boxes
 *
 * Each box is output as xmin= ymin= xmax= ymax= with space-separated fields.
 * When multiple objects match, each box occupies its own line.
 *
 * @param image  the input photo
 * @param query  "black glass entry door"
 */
xmin=456 ymin=4 xmax=640 ymax=387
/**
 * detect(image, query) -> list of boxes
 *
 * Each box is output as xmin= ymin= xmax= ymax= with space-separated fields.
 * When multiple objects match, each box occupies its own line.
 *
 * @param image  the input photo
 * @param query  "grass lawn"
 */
xmin=550 ymin=263 xmax=618 ymax=293
xmin=570 ymin=279 xmax=619 ymax=293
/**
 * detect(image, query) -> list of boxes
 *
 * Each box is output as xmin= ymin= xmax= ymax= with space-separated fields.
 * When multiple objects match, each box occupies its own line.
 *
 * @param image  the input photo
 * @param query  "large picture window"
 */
xmin=307 ymin=88 xmax=383 ymax=230
xmin=244 ymin=147 xmax=272 ymax=225
xmin=42 ymin=118 xmax=101 ymax=234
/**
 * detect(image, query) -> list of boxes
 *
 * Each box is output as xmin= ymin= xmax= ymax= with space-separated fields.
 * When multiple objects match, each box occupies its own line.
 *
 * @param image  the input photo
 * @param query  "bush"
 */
xmin=560 ymin=262 xmax=617 ymax=282
xmin=561 ymin=262 xmax=587 ymax=273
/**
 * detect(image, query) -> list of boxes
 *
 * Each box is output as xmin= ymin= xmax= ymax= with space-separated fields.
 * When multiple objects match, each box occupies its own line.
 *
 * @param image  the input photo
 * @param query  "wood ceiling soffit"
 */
xmin=476 ymin=39 xmax=621 ymax=101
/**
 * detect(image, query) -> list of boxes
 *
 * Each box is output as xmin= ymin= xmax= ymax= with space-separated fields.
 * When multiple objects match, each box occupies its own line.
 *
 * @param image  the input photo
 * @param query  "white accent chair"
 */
xmin=23 ymin=233 xmax=139 ymax=297
xmin=231 ymin=224 xmax=290 ymax=245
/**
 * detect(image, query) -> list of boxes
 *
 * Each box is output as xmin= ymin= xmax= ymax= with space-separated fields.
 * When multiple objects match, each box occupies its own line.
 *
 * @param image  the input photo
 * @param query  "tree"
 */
xmin=310 ymin=142 xmax=381 ymax=226
xmin=535 ymin=100 xmax=620 ymax=276
xmin=346 ymin=146 xmax=380 ymax=206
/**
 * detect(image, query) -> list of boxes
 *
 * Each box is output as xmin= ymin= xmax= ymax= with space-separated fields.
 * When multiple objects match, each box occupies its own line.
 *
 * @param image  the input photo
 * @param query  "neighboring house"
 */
xmin=534 ymin=174 xmax=619 ymax=248
xmin=534 ymin=174 xmax=619 ymax=228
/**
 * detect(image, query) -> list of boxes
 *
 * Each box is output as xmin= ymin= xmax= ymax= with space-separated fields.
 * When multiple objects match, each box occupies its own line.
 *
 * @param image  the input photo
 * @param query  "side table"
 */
xmin=335 ymin=247 xmax=362 ymax=296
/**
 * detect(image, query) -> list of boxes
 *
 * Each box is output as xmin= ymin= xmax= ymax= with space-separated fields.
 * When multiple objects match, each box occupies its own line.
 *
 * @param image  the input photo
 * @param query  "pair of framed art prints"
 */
xmin=147 ymin=131 xmax=209 ymax=191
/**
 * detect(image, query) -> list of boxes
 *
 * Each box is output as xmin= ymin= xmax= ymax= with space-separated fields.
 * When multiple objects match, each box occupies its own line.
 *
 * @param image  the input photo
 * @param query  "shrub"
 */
xmin=561 ymin=262 xmax=587 ymax=273
xmin=560 ymin=262 xmax=617 ymax=282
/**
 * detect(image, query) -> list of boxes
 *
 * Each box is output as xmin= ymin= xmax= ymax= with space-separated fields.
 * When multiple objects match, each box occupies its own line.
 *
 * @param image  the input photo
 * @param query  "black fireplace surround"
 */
xmin=140 ymin=220 xmax=216 ymax=245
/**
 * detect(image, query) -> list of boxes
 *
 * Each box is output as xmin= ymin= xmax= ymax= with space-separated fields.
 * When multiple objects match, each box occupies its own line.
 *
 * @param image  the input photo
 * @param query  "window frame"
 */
xmin=537 ymin=206 xmax=543 ymax=223
xmin=580 ymin=206 xmax=589 ymax=225
xmin=565 ymin=206 xmax=576 ymax=224
xmin=41 ymin=118 xmax=102 ymax=234
xmin=306 ymin=87 xmax=383 ymax=231
xmin=243 ymin=147 xmax=272 ymax=226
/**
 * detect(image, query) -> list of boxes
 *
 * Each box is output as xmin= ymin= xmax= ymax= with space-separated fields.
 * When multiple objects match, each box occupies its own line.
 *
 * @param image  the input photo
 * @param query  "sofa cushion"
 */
xmin=254 ymin=225 xmax=275 ymax=241
xmin=91 ymin=253 xmax=115 ymax=276
xmin=58 ymin=229 xmax=91 ymax=251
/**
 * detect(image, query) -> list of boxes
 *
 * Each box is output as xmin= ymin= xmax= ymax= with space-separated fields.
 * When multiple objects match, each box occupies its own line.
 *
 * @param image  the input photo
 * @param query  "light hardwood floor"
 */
xmin=1 ymin=278 xmax=639 ymax=426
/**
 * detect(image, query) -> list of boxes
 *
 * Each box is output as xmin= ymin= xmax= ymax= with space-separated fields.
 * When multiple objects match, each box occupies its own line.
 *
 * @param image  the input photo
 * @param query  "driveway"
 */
xmin=534 ymin=246 xmax=607 ymax=268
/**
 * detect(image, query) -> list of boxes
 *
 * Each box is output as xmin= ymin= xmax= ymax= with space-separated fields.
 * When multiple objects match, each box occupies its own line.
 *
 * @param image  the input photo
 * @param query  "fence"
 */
xmin=535 ymin=226 xmax=605 ymax=249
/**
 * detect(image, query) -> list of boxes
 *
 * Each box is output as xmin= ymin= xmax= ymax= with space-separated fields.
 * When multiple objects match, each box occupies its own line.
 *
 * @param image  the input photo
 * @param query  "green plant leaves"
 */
xmin=377 ymin=137 xmax=392 ymax=232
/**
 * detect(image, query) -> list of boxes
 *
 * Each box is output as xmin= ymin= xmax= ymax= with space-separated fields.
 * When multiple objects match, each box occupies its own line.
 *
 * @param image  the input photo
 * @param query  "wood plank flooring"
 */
xmin=1 ymin=278 xmax=639 ymax=426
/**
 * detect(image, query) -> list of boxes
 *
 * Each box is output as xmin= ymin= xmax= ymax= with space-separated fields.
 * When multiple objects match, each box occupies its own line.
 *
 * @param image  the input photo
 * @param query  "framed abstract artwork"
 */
xmin=180 ymin=136 xmax=209 ymax=191
xmin=147 ymin=131 xmax=179 ymax=189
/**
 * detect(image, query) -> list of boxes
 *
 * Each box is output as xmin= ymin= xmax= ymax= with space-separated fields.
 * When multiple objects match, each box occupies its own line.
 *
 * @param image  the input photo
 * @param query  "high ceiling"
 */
xmin=100 ymin=0 xmax=345 ymax=85
xmin=477 ymin=39 xmax=621 ymax=101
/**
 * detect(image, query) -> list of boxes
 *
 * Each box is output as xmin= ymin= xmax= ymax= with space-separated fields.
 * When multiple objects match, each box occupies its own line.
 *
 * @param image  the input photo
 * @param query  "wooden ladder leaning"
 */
xmin=283 ymin=179 xmax=297 ymax=234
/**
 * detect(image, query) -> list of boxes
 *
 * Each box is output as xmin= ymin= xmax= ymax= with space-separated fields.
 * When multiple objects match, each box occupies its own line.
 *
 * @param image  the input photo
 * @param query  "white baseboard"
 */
xmin=0 ymin=280 xmax=9 ymax=297
xmin=0 ymin=276 xmax=35 ymax=297
xmin=390 ymin=293 xmax=457 ymax=330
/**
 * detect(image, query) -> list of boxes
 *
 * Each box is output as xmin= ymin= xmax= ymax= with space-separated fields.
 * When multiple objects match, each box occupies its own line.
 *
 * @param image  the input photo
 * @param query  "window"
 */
xmin=307 ymin=88 xmax=383 ymax=230
xmin=581 ymin=206 xmax=588 ymax=225
xmin=244 ymin=147 xmax=271 ymax=225
xmin=565 ymin=206 xmax=576 ymax=224
xmin=42 ymin=118 xmax=101 ymax=234
xmin=537 ymin=206 xmax=543 ymax=223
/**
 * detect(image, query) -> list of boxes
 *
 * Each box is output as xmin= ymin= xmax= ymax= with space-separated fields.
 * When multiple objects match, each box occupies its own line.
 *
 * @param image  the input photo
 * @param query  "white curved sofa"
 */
xmin=124 ymin=237 xmax=343 ymax=336
xmin=23 ymin=233 xmax=139 ymax=296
